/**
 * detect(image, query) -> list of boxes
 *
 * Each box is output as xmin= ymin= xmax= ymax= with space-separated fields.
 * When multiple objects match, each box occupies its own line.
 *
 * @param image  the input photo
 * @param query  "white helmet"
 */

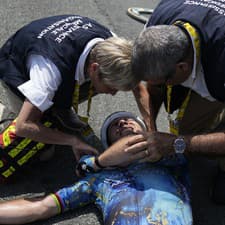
xmin=101 ymin=111 xmax=147 ymax=149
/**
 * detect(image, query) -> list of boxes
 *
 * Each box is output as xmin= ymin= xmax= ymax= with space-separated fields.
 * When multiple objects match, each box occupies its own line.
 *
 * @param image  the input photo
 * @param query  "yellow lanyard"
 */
xmin=167 ymin=21 xmax=200 ymax=135
xmin=72 ymin=81 xmax=94 ymax=123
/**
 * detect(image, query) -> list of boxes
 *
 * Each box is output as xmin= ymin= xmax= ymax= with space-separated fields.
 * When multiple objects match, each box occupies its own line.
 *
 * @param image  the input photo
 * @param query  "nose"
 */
xmin=118 ymin=119 xmax=127 ymax=127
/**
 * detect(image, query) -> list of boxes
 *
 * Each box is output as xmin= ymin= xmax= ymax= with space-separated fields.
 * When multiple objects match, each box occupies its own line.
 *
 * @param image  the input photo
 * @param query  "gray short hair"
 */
xmin=90 ymin=37 xmax=140 ymax=91
xmin=132 ymin=25 xmax=190 ymax=80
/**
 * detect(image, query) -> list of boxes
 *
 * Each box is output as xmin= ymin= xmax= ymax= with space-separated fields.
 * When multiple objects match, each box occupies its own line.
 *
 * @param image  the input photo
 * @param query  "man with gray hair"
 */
xmin=130 ymin=0 xmax=225 ymax=204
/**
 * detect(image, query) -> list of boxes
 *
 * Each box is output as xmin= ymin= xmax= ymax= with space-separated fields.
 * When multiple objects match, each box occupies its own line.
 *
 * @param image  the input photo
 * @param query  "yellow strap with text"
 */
xmin=72 ymin=81 xmax=93 ymax=123
xmin=167 ymin=21 xmax=200 ymax=135
xmin=0 ymin=121 xmax=52 ymax=179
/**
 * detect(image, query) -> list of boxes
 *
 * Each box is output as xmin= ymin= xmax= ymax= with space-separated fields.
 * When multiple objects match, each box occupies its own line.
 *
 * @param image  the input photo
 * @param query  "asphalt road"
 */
xmin=0 ymin=0 xmax=225 ymax=225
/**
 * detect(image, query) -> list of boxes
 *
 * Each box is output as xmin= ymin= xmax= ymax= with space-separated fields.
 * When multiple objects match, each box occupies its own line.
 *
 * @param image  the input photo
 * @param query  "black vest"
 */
xmin=0 ymin=15 xmax=112 ymax=108
xmin=147 ymin=0 xmax=225 ymax=102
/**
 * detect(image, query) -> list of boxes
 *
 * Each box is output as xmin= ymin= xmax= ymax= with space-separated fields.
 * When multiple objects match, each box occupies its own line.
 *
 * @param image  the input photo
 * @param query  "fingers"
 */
xmin=124 ymin=140 xmax=149 ymax=154
xmin=127 ymin=147 xmax=163 ymax=163
xmin=126 ymin=134 xmax=146 ymax=146
xmin=130 ymin=149 xmax=149 ymax=161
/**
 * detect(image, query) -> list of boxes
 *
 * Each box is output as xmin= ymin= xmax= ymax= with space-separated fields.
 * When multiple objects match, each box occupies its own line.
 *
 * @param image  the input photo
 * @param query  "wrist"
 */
xmin=69 ymin=136 xmax=81 ymax=146
xmin=172 ymin=135 xmax=189 ymax=154
xmin=94 ymin=156 xmax=106 ymax=169
xmin=97 ymin=154 xmax=108 ymax=168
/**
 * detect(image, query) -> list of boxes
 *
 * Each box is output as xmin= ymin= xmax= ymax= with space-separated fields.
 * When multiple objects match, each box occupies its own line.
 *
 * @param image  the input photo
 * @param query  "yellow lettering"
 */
xmin=17 ymin=143 xmax=45 ymax=166
xmin=2 ymin=166 xmax=15 ymax=178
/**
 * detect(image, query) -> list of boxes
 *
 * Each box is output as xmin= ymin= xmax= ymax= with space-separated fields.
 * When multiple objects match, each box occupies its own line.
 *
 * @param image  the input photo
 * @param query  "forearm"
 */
xmin=146 ymin=83 xmax=164 ymax=124
xmin=161 ymin=131 xmax=225 ymax=156
xmin=16 ymin=120 xmax=80 ymax=146
xmin=186 ymin=132 xmax=225 ymax=156
xmin=133 ymin=82 xmax=164 ymax=131
xmin=145 ymin=131 xmax=225 ymax=157
xmin=97 ymin=137 xmax=127 ymax=167
xmin=0 ymin=195 xmax=58 ymax=224
xmin=133 ymin=83 xmax=155 ymax=131
xmin=15 ymin=120 xmax=98 ymax=161
xmin=15 ymin=100 xmax=80 ymax=146
xmin=77 ymin=135 xmax=149 ymax=173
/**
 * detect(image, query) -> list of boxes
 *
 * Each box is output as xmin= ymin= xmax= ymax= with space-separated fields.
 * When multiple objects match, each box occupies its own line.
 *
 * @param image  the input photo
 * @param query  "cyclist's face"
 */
xmin=107 ymin=117 xmax=143 ymax=144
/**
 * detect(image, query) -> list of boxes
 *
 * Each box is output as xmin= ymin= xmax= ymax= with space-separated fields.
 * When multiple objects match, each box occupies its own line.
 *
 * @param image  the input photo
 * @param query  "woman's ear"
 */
xmin=89 ymin=62 xmax=100 ymax=76
xmin=89 ymin=62 xmax=101 ymax=83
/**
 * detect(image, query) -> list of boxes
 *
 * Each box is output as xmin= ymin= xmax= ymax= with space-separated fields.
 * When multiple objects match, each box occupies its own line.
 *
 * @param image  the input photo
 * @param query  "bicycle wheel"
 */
xmin=127 ymin=7 xmax=154 ymax=24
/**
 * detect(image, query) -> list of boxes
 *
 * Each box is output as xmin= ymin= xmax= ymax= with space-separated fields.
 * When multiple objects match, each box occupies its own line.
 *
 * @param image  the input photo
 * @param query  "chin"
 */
xmin=121 ymin=131 xmax=135 ymax=138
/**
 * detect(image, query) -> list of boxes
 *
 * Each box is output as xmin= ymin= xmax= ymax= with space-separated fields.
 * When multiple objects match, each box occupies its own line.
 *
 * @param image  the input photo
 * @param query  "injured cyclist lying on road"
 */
xmin=0 ymin=111 xmax=192 ymax=225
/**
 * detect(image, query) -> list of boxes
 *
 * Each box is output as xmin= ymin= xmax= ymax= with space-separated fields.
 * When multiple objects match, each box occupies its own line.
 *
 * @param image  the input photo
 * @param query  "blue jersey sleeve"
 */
xmin=55 ymin=175 xmax=97 ymax=212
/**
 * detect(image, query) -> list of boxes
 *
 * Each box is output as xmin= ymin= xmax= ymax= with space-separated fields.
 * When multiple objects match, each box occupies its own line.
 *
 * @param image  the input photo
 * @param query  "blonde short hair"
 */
xmin=90 ymin=37 xmax=140 ymax=91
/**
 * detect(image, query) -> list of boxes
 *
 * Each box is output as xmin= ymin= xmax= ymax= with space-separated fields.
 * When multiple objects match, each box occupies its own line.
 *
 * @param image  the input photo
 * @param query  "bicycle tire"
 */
xmin=127 ymin=7 xmax=154 ymax=24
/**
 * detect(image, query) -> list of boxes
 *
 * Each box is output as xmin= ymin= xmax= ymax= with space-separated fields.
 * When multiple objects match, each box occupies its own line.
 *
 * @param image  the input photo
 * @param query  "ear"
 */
xmin=176 ymin=62 xmax=190 ymax=74
xmin=89 ymin=62 xmax=101 ymax=82
xmin=89 ymin=62 xmax=99 ymax=75
xmin=166 ymin=61 xmax=191 ymax=85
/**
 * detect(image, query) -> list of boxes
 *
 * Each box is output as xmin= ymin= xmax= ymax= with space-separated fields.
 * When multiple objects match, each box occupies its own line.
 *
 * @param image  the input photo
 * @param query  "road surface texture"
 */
xmin=0 ymin=0 xmax=225 ymax=224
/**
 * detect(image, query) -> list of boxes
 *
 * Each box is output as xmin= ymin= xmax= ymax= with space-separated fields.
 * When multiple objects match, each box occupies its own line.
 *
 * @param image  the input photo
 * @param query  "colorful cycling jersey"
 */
xmin=53 ymin=155 xmax=192 ymax=225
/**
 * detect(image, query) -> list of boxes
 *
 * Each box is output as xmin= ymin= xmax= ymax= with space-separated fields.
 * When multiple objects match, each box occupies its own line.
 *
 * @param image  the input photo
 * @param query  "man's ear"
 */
xmin=176 ymin=62 xmax=190 ymax=74
xmin=166 ymin=61 xmax=191 ymax=85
